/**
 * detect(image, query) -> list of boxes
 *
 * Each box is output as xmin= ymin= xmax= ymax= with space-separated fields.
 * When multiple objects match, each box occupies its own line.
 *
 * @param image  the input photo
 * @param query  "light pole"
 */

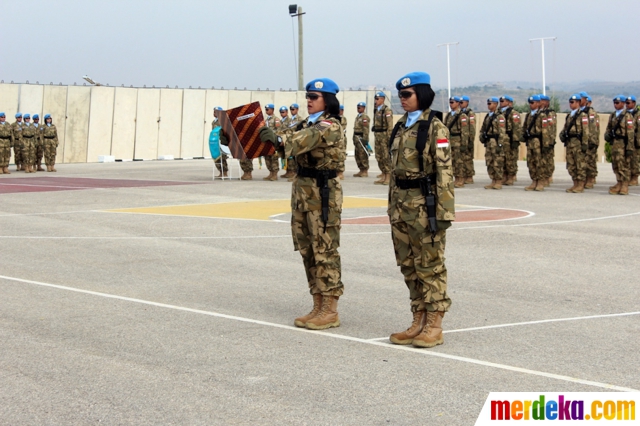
xmin=437 ymin=42 xmax=459 ymax=109
xmin=529 ymin=37 xmax=556 ymax=96
xmin=82 ymin=75 xmax=102 ymax=86
xmin=289 ymin=5 xmax=306 ymax=91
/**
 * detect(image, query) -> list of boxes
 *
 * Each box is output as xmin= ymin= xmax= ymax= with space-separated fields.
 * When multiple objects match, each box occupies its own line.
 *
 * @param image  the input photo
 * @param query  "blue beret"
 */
xmin=613 ymin=95 xmax=627 ymax=102
xmin=23 ymin=113 xmax=30 ymax=119
xmin=44 ymin=114 xmax=51 ymax=120
xmin=279 ymin=106 xmax=287 ymax=112
xmin=375 ymin=91 xmax=386 ymax=98
xmin=500 ymin=95 xmax=514 ymax=102
xmin=579 ymin=91 xmax=589 ymax=98
xmin=395 ymin=72 xmax=431 ymax=90
xmin=290 ymin=103 xmax=299 ymax=109
xmin=461 ymin=95 xmax=470 ymax=102
xmin=339 ymin=105 xmax=344 ymax=110
xmin=569 ymin=94 xmax=581 ymax=101
xmin=0 ymin=112 xmax=5 ymax=118
xmin=305 ymin=78 xmax=339 ymax=95
xmin=586 ymin=96 xmax=592 ymax=102
xmin=449 ymin=96 xmax=461 ymax=102
xmin=627 ymin=96 xmax=636 ymax=102
xmin=214 ymin=106 xmax=223 ymax=111
xmin=540 ymin=94 xmax=550 ymax=101
xmin=33 ymin=114 xmax=39 ymax=119
xmin=15 ymin=113 xmax=22 ymax=118
xmin=357 ymin=102 xmax=366 ymax=107
xmin=487 ymin=97 xmax=499 ymax=103
xmin=528 ymin=95 xmax=541 ymax=102
xmin=265 ymin=104 xmax=274 ymax=109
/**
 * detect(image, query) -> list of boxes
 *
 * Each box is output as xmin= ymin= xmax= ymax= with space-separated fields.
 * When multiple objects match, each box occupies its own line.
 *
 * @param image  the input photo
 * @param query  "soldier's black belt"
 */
xmin=372 ymin=127 xmax=388 ymax=133
xmin=297 ymin=166 xmax=337 ymax=180
xmin=614 ymin=136 xmax=627 ymax=140
xmin=44 ymin=136 xmax=56 ymax=139
xmin=354 ymin=132 xmax=363 ymax=136
xmin=22 ymin=135 xmax=34 ymax=138
xmin=567 ymin=133 xmax=581 ymax=138
xmin=485 ymin=134 xmax=498 ymax=139
xmin=450 ymin=132 xmax=461 ymax=136
xmin=0 ymin=136 xmax=10 ymax=139
xmin=395 ymin=174 xmax=437 ymax=190
xmin=530 ymin=133 xmax=542 ymax=138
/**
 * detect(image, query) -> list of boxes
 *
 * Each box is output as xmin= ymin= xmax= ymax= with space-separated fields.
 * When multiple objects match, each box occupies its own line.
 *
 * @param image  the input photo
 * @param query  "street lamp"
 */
xmin=437 ymin=42 xmax=459 ymax=109
xmin=82 ymin=75 xmax=101 ymax=86
xmin=529 ymin=37 xmax=556 ymax=96
xmin=289 ymin=5 xmax=306 ymax=91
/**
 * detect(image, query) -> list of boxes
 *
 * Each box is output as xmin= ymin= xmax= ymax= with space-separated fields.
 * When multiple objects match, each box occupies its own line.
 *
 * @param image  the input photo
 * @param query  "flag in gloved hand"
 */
xmin=209 ymin=125 xmax=221 ymax=160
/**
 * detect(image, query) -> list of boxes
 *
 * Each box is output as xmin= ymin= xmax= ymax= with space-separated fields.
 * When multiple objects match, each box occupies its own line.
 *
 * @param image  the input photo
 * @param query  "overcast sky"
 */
xmin=1 ymin=0 xmax=637 ymax=91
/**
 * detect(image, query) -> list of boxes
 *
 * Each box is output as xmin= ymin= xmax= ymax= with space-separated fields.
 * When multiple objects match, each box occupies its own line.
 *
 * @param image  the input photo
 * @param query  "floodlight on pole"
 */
xmin=437 ymin=42 xmax=459 ymax=110
xmin=289 ymin=5 xmax=306 ymax=91
xmin=82 ymin=75 xmax=101 ymax=86
xmin=529 ymin=37 xmax=556 ymax=96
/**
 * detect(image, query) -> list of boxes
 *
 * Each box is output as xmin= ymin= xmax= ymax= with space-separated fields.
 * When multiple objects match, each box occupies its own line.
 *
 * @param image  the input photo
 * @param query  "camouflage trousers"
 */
xmin=286 ymin=157 xmax=297 ymax=173
xmin=353 ymin=135 xmax=369 ymax=171
xmin=450 ymin=140 xmax=465 ymax=178
xmin=526 ymin=138 xmax=544 ymax=181
xmin=44 ymin=141 xmax=57 ymax=166
xmin=13 ymin=144 xmax=23 ymax=166
xmin=240 ymin=159 xmax=253 ymax=173
xmin=610 ymin=141 xmax=632 ymax=182
xmin=264 ymin=154 xmax=280 ymax=172
xmin=35 ymin=142 xmax=44 ymax=165
xmin=565 ymin=141 xmax=586 ymax=181
xmin=503 ymin=142 xmax=519 ymax=177
xmin=484 ymin=139 xmax=505 ymax=181
xmin=291 ymin=208 xmax=344 ymax=297
xmin=374 ymin=131 xmax=392 ymax=174
xmin=629 ymin=149 xmax=639 ymax=178
xmin=22 ymin=140 xmax=36 ymax=165
xmin=390 ymin=214 xmax=451 ymax=313
xmin=0 ymin=141 xmax=10 ymax=168
xmin=463 ymin=141 xmax=475 ymax=177
xmin=214 ymin=154 xmax=228 ymax=173
xmin=541 ymin=144 xmax=556 ymax=179
xmin=584 ymin=147 xmax=599 ymax=179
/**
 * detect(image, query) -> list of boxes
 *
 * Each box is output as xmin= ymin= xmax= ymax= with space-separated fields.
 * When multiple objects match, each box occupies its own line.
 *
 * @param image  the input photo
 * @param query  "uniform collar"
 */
xmin=307 ymin=111 xmax=323 ymax=124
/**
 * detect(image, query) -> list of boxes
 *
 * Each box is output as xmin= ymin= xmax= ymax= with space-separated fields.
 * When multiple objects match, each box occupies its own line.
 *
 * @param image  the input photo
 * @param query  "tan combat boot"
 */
xmin=36 ymin=163 xmax=44 ymax=171
xmin=263 ymin=171 xmax=273 ymax=181
xmin=376 ymin=173 xmax=383 ymax=179
xmin=619 ymin=181 xmax=629 ymax=195
xmin=287 ymin=173 xmax=297 ymax=182
xmin=269 ymin=171 xmax=278 ymax=181
xmin=454 ymin=177 xmax=464 ymax=188
xmin=566 ymin=180 xmax=577 ymax=193
xmin=46 ymin=165 xmax=51 ymax=172
xmin=609 ymin=181 xmax=621 ymax=194
xmin=534 ymin=180 xmax=545 ymax=191
xmin=572 ymin=180 xmax=585 ymax=193
xmin=374 ymin=173 xmax=389 ymax=185
xmin=630 ymin=175 xmax=639 ymax=186
xmin=503 ymin=175 xmax=514 ymax=186
xmin=484 ymin=179 xmax=495 ymax=189
xmin=382 ymin=173 xmax=390 ymax=185
xmin=50 ymin=162 xmax=57 ymax=172
xmin=353 ymin=170 xmax=366 ymax=177
xmin=3 ymin=167 xmax=10 ymax=174
xmin=241 ymin=171 xmax=252 ymax=180
xmin=280 ymin=170 xmax=290 ymax=178
xmin=294 ymin=294 xmax=323 ymax=328
xmin=548 ymin=176 xmax=554 ymax=184
xmin=305 ymin=296 xmax=340 ymax=330
xmin=464 ymin=177 xmax=474 ymax=184
xmin=492 ymin=180 xmax=503 ymax=190
xmin=390 ymin=311 xmax=426 ymax=345
xmin=584 ymin=177 xmax=594 ymax=189
xmin=525 ymin=180 xmax=537 ymax=191
xmin=412 ymin=311 xmax=445 ymax=348
xmin=542 ymin=178 xmax=550 ymax=187
xmin=337 ymin=171 xmax=344 ymax=180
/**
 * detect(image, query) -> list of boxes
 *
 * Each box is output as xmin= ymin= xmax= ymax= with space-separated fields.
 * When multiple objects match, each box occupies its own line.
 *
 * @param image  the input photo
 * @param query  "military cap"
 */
xmin=339 ymin=105 xmax=344 ymax=110
xmin=627 ymin=95 xmax=636 ymax=102
xmin=487 ymin=97 xmax=499 ymax=103
xmin=265 ymin=103 xmax=275 ymax=109
xmin=586 ymin=96 xmax=592 ymax=102
xmin=461 ymin=95 xmax=470 ymax=102
xmin=0 ymin=112 xmax=5 ymax=118
xmin=33 ymin=114 xmax=39 ymax=119
xmin=540 ymin=94 xmax=550 ymax=101
xmin=290 ymin=103 xmax=299 ymax=109
xmin=395 ymin=72 xmax=431 ymax=90
xmin=23 ymin=113 xmax=31 ymax=119
xmin=579 ymin=91 xmax=589 ymax=98
xmin=44 ymin=114 xmax=51 ymax=119
xmin=305 ymin=78 xmax=339 ymax=94
xmin=214 ymin=106 xmax=223 ymax=111
xmin=357 ymin=102 xmax=366 ymax=107
xmin=449 ymin=96 xmax=461 ymax=102
xmin=569 ymin=94 xmax=581 ymax=101
xmin=279 ymin=106 xmax=288 ymax=112
xmin=613 ymin=95 xmax=627 ymax=102
xmin=500 ymin=95 xmax=514 ymax=102
xmin=375 ymin=91 xmax=386 ymax=98
xmin=528 ymin=95 xmax=541 ymax=102
xmin=15 ymin=113 xmax=22 ymax=118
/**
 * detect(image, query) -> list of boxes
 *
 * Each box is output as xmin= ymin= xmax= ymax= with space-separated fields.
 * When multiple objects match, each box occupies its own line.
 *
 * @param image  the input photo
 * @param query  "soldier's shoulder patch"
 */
xmin=627 ymin=119 xmax=634 ymax=128
xmin=469 ymin=116 xmax=475 ymax=122
xmin=437 ymin=138 xmax=449 ymax=149
xmin=313 ymin=120 xmax=333 ymax=132
xmin=582 ymin=117 xmax=589 ymax=123
xmin=385 ymin=113 xmax=391 ymax=117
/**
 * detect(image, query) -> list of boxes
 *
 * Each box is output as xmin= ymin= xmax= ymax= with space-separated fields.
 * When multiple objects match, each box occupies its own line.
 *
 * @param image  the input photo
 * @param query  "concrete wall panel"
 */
xmin=158 ymin=89 xmax=183 ymax=158
xmin=201 ymin=90 xmax=229 ymax=158
xmin=42 ymin=85 xmax=68 ymax=164
xmin=134 ymin=89 xmax=160 ymax=160
xmin=180 ymin=89 xmax=206 ymax=158
xmin=227 ymin=91 xmax=251 ymax=109
xmin=0 ymin=84 xmax=20 ymax=117
xmin=86 ymin=86 xmax=115 ymax=162
xmin=63 ymin=86 xmax=91 ymax=163
xmin=18 ymin=84 xmax=44 ymax=118
xmin=111 ymin=87 xmax=138 ymax=160
xmin=250 ymin=91 xmax=275 ymax=114
xmin=273 ymin=91 xmax=297 ymax=113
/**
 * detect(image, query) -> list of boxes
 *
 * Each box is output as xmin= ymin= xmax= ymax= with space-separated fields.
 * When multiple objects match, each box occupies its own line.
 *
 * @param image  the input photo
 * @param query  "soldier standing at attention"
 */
xmin=11 ymin=113 xmax=23 ymax=171
xmin=42 ymin=114 xmax=59 ymax=172
xmin=460 ymin=95 xmax=476 ymax=183
xmin=625 ymin=96 xmax=639 ymax=186
xmin=281 ymin=103 xmax=302 ymax=180
xmin=0 ymin=113 xmax=12 ymax=174
xmin=387 ymin=72 xmax=454 ymax=348
xmin=539 ymin=95 xmax=556 ymax=186
xmin=580 ymin=92 xmax=600 ymax=188
xmin=443 ymin=96 xmax=469 ymax=188
xmin=560 ymin=94 xmax=590 ymax=193
xmin=277 ymin=106 xmax=292 ymax=178
xmin=522 ymin=95 xmax=546 ymax=191
xmin=353 ymin=101 xmax=371 ymax=177
xmin=605 ymin=95 xmax=635 ymax=195
xmin=372 ymin=91 xmax=393 ymax=185
xmin=32 ymin=114 xmax=45 ymax=171
xmin=20 ymin=114 xmax=37 ymax=173
xmin=262 ymin=104 xmax=281 ymax=181
xmin=284 ymin=78 xmax=345 ymax=330
xmin=479 ymin=98 xmax=507 ymax=189
xmin=500 ymin=96 xmax=522 ymax=185
xmin=211 ymin=107 xmax=228 ymax=178
xmin=336 ymin=105 xmax=347 ymax=180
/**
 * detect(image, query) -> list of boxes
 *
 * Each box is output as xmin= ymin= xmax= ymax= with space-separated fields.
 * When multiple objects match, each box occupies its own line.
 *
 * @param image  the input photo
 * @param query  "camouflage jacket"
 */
xmin=42 ymin=124 xmax=59 ymax=146
xmin=388 ymin=109 xmax=455 ymax=224
xmin=522 ymin=111 xmax=550 ymax=146
xmin=631 ymin=109 xmax=640 ymax=148
xmin=562 ymin=110 xmax=590 ymax=148
xmin=265 ymin=114 xmax=282 ymax=132
xmin=287 ymin=113 xmax=344 ymax=212
xmin=21 ymin=122 xmax=38 ymax=143
xmin=278 ymin=116 xmax=291 ymax=136
xmin=353 ymin=113 xmax=370 ymax=142
xmin=373 ymin=104 xmax=393 ymax=134
xmin=541 ymin=108 xmax=557 ymax=146
xmin=443 ymin=108 xmax=470 ymax=148
xmin=11 ymin=121 xmax=22 ymax=146
xmin=462 ymin=107 xmax=476 ymax=143
xmin=503 ymin=107 xmax=522 ymax=143
xmin=0 ymin=122 xmax=12 ymax=147
xmin=582 ymin=106 xmax=600 ymax=148
xmin=35 ymin=123 xmax=45 ymax=145
xmin=479 ymin=111 xmax=508 ymax=146
xmin=605 ymin=111 xmax=635 ymax=151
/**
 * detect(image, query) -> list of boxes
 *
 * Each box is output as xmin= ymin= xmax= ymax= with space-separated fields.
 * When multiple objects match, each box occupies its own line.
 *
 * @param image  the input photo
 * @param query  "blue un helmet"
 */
xmin=500 ymin=95 xmax=514 ymax=102
xmin=627 ymin=95 xmax=636 ymax=102
xmin=540 ymin=94 xmax=551 ymax=101
xmin=279 ymin=106 xmax=288 ymax=112
xmin=579 ymin=91 xmax=589 ymax=99
xmin=528 ymin=94 xmax=541 ymax=103
xmin=586 ymin=96 xmax=592 ymax=102
xmin=357 ymin=101 xmax=366 ymax=108
xmin=0 ymin=112 xmax=5 ymax=118
xmin=339 ymin=105 xmax=344 ymax=110
xmin=23 ymin=113 xmax=31 ymax=119
xmin=449 ymin=96 xmax=462 ymax=103
xmin=461 ymin=95 xmax=470 ymax=102
xmin=33 ymin=114 xmax=39 ymax=119
xmin=44 ymin=114 xmax=52 ymax=120
xmin=305 ymin=78 xmax=339 ymax=94
xmin=265 ymin=103 xmax=275 ymax=110
xmin=290 ymin=103 xmax=299 ymax=109
xmin=613 ymin=95 xmax=627 ymax=103
xmin=487 ymin=97 xmax=499 ymax=104
xmin=569 ymin=94 xmax=581 ymax=102
xmin=375 ymin=91 xmax=386 ymax=98
xmin=214 ymin=106 xmax=223 ymax=111
xmin=15 ymin=112 xmax=22 ymax=118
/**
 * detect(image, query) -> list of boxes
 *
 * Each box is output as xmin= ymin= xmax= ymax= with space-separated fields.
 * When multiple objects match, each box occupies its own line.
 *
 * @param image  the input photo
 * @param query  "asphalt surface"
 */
xmin=1 ymin=158 xmax=639 ymax=425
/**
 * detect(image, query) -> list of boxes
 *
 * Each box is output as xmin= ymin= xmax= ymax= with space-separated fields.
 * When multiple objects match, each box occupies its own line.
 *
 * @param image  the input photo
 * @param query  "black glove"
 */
xmin=219 ymin=131 xmax=229 ymax=146
xmin=604 ymin=132 xmax=612 ymax=143
xmin=259 ymin=126 xmax=277 ymax=144
xmin=436 ymin=220 xmax=452 ymax=231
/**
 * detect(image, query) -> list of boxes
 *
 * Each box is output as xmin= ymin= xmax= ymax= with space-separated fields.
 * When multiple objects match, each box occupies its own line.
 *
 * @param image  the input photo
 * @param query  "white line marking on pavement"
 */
xmin=453 ymin=210 xmax=640 ymax=230
xmin=367 ymin=311 xmax=640 ymax=340
xmin=1 ymin=274 xmax=636 ymax=393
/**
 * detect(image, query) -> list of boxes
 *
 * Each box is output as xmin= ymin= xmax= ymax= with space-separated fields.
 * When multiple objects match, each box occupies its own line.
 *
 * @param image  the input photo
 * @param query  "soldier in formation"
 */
xmin=276 ymin=106 xmax=291 ymax=178
xmin=559 ymin=94 xmax=590 ymax=193
xmin=443 ymin=96 xmax=470 ymax=188
xmin=262 ymin=104 xmax=281 ymax=181
xmin=281 ymin=103 xmax=302 ymax=180
xmin=212 ymin=107 xmax=229 ymax=178
xmin=20 ymin=114 xmax=38 ymax=173
xmin=499 ymin=96 xmax=522 ymax=185
xmin=605 ymin=95 xmax=635 ymax=195
xmin=352 ymin=101 xmax=370 ymax=177
xmin=387 ymin=71 xmax=454 ymax=348
xmin=626 ymin=96 xmax=639 ymax=186
xmin=459 ymin=96 xmax=476 ymax=183
xmin=522 ymin=95 xmax=547 ymax=191
xmin=32 ymin=114 xmax=45 ymax=171
xmin=479 ymin=97 xmax=507 ymax=190
xmin=11 ymin=113 xmax=23 ymax=171
xmin=372 ymin=91 xmax=393 ymax=185
xmin=579 ymin=92 xmax=600 ymax=189
xmin=539 ymin=95 xmax=557 ymax=185
xmin=42 ymin=114 xmax=59 ymax=172
xmin=0 ymin=113 xmax=12 ymax=174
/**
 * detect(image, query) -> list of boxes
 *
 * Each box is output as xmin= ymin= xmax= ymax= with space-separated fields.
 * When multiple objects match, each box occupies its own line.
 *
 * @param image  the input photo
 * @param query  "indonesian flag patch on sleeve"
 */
xmin=437 ymin=139 xmax=449 ymax=149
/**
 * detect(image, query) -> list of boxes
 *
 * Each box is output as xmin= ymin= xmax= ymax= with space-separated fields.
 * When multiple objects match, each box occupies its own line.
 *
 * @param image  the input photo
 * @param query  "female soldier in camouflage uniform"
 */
xmin=42 ymin=114 xmax=59 ymax=172
xmin=286 ymin=78 xmax=345 ymax=330
xmin=387 ymin=72 xmax=455 ymax=348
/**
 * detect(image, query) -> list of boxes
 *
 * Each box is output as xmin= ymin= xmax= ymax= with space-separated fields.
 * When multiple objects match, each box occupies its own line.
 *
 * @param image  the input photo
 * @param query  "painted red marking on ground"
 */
xmin=342 ymin=209 xmax=530 ymax=225
xmin=0 ymin=177 xmax=202 ymax=194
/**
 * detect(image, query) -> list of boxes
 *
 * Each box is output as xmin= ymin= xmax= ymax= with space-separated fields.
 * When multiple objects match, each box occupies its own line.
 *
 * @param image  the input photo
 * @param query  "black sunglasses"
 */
xmin=448 ymin=100 xmax=457 ymax=104
xmin=305 ymin=93 xmax=320 ymax=100
xmin=569 ymin=100 xmax=578 ymax=103
xmin=614 ymin=101 xmax=622 ymax=104
xmin=398 ymin=91 xmax=414 ymax=99
xmin=528 ymin=101 xmax=535 ymax=104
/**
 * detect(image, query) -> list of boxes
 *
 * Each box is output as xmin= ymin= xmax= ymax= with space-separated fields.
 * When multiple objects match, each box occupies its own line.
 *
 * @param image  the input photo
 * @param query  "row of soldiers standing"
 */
xmin=0 ymin=112 xmax=60 ymax=174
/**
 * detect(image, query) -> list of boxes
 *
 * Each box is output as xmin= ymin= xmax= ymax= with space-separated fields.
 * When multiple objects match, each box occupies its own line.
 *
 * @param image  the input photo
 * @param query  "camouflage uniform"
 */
xmin=583 ymin=106 xmax=600 ymax=182
xmin=277 ymin=115 xmax=291 ymax=170
xmin=286 ymin=113 xmax=345 ymax=297
xmin=10 ymin=120 xmax=23 ymax=169
xmin=605 ymin=110 xmax=635 ymax=184
xmin=239 ymin=158 xmax=253 ymax=173
xmin=263 ymin=114 xmax=282 ymax=173
xmin=541 ymin=108 xmax=557 ymax=181
xmin=34 ymin=121 xmax=44 ymax=169
xmin=353 ymin=112 xmax=370 ymax=171
xmin=461 ymin=107 xmax=476 ymax=180
xmin=212 ymin=120 xmax=228 ymax=174
xmin=523 ymin=111 xmax=545 ymax=184
xmin=284 ymin=114 xmax=303 ymax=175
xmin=479 ymin=111 xmax=508 ymax=183
xmin=443 ymin=108 xmax=469 ymax=181
xmin=561 ymin=110 xmax=590 ymax=183
xmin=42 ymin=123 xmax=59 ymax=168
xmin=21 ymin=123 xmax=38 ymax=168
xmin=0 ymin=121 xmax=12 ymax=172
xmin=502 ymin=107 xmax=522 ymax=180
xmin=373 ymin=104 xmax=393 ymax=174
xmin=628 ymin=108 xmax=639 ymax=182
xmin=337 ymin=116 xmax=347 ymax=174
xmin=388 ymin=109 xmax=454 ymax=313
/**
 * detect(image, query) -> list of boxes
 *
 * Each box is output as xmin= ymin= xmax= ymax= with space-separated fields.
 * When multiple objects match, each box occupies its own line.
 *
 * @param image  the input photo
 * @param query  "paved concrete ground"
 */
xmin=1 ymin=158 xmax=639 ymax=425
